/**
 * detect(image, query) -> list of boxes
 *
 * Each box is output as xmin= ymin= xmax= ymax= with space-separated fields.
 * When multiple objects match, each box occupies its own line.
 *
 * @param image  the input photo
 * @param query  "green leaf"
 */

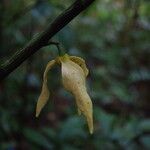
xmin=140 ymin=135 xmax=150 ymax=149
xmin=138 ymin=120 xmax=150 ymax=132
xmin=23 ymin=128 xmax=53 ymax=149
xmin=59 ymin=116 xmax=86 ymax=140
xmin=41 ymin=127 xmax=56 ymax=139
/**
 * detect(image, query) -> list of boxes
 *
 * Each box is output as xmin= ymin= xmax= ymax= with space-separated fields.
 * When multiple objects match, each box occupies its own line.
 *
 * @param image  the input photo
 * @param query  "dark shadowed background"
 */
xmin=0 ymin=0 xmax=150 ymax=150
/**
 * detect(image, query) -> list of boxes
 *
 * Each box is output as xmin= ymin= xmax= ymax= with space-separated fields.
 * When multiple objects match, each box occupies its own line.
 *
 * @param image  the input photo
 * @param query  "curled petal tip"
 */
xmin=88 ymin=120 xmax=94 ymax=134
xmin=35 ymin=110 xmax=40 ymax=118
xmin=70 ymin=56 xmax=89 ymax=77
xmin=36 ymin=113 xmax=39 ymax=118
xmin=90 ymin=129 xmax=93 ymax=134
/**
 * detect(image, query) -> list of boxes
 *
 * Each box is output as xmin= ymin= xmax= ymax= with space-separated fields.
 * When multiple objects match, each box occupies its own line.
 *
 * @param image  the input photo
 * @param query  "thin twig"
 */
xmin=0 ymin=0 xmax=95 ymax=81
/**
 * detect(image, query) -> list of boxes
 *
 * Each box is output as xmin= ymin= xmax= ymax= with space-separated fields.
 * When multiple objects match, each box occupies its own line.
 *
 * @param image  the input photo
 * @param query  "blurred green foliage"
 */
xmin=0 ymin=0 xmax=150 ymax=150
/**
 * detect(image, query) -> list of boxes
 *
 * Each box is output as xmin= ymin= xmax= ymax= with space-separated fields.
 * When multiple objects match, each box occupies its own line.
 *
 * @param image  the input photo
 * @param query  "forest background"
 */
xmin=0 ymin=0 xmax=149 ymax=150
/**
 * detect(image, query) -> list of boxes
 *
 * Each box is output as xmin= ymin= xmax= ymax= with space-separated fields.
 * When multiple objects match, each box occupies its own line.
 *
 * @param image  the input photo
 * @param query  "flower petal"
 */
xmin=76 ymin=90 xmax=93 ymax=134
xmin=60 ymin=56 xmax=93 ymax=133
xmin=70 ymin=56 xmax=89 ymax=77
xmin=36 ymin=60 xmax=56 ymax=117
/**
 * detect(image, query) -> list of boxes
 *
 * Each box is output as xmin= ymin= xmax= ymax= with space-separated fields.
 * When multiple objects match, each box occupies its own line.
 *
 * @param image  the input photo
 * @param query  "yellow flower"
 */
xmin=36 ymin=54 xmax=93 ymax=134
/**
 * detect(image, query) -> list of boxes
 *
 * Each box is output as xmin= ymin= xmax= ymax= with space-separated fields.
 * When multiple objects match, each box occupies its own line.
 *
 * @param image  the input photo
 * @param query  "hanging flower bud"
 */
xmin=36 ymin=54 xmax=93 ymax=134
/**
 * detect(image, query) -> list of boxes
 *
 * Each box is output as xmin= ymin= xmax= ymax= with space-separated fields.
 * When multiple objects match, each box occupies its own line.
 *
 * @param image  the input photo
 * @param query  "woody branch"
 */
xmin=0 ymin=0 xmax=95 ymax=81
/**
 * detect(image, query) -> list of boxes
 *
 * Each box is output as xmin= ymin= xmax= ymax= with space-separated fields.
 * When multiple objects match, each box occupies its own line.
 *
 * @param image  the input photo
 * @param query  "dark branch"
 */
xmin=0 ymin=0 xmax=95 ymax=81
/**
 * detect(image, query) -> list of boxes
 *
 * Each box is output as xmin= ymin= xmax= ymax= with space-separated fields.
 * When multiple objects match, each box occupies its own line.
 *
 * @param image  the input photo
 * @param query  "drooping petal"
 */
xmin=60 ymin=55 xmax=93 ymax=134
xmin=75 ymin=90 xmax=93 ymax=134
xmin=70 ymin=56 xmax=89 ymax=77
xmin=36 ymin=60 xmax=56 ymax=117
